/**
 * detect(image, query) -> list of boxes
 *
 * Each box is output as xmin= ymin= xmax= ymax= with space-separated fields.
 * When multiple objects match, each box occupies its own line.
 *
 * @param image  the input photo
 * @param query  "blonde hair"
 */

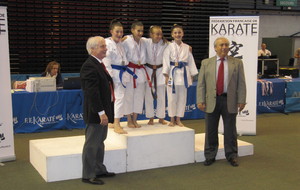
xmin=45 ymin=61 xmax=60 ymax=73
xmin=149 ymin=25 xmax=167 ymax=44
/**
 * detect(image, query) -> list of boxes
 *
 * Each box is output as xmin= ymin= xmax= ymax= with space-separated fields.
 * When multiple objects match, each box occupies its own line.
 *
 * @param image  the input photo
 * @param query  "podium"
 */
xmin=29 ymin=120 xmax=254 ymax=182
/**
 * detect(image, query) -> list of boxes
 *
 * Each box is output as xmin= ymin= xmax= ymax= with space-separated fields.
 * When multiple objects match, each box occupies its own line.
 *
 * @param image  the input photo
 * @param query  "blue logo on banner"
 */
xmin=185 ymin=104 xmax=197 ymax=112
xmin=67 ymin=113 xmax=83 ymax=124
xmin=23 ymin=114 xmax=63 ymax=128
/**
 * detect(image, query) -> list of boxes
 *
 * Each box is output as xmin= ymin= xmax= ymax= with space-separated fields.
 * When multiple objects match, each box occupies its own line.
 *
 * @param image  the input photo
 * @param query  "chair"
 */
xmin=289 ymin=58 xmax=294 ymax=66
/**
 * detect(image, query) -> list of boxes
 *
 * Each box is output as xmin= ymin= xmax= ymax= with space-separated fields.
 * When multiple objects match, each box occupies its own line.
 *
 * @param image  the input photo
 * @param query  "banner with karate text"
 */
xmin=0 ymin=7 xmax=16 ymax=162
xmin=209 ymin=16 xmax=259 ymax=135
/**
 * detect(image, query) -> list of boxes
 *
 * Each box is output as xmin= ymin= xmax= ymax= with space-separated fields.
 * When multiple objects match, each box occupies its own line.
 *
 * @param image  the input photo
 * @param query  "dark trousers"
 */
xmin=82 ymin=123 xmax=108 ymax=179
xmin=204 ymin=95 xmax=238 ymax=161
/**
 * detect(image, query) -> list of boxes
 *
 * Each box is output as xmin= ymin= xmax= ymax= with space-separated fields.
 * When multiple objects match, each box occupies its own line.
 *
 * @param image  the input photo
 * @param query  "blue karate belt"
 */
xmin=170 ymin=61 xmax=188 ymax=94
xmin=111 ymin=64 xmax=138 ymax=88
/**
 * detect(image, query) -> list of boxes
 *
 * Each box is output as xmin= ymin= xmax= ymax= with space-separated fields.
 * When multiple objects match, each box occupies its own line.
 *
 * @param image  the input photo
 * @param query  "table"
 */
xmin=256 ymin=78 xmax=286 ymax=114
xmin=12 ymin=79 xmax=300 ymax=133
xmin=12 ymin=89 xmax=84 ymax=133
xmin=12 ymin=83 xmax=205 ymax=133
xmin=285 ymin=78 xmax=300 ymax=113
xmin=256 ymin=78 xmax=300 ymax=114
xmin=258 ymin=58 xmax=279 ymax=76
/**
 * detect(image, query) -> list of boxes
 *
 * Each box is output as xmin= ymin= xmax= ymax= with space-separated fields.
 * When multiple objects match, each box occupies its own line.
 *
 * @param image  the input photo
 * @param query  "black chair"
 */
xmin=289 ymin=58 xmax=294 ymax=66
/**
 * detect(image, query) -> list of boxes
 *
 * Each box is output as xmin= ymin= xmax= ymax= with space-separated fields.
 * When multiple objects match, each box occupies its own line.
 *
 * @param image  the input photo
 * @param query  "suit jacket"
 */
xmin=197 ymin=56 xmax=246 ymax=113
xmin=80 ymin=55 xmax=114 ymax=124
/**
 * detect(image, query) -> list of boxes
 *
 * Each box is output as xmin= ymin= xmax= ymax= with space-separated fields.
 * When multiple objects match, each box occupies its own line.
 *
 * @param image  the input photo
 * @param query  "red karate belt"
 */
xmin=128 ymin=62 xmax=152 ymax=88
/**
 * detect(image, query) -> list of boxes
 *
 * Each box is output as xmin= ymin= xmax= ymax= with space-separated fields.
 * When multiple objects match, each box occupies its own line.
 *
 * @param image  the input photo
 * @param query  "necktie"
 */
xmin=101 ymin=63 xmax=115 ymax=102
xmin=217 ymin=57 xmax=224 ymax=96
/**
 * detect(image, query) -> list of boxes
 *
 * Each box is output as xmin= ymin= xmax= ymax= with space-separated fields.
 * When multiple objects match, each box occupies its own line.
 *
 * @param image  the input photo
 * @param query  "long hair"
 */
xmin=45 ymin=61 xmax=60 ymax=73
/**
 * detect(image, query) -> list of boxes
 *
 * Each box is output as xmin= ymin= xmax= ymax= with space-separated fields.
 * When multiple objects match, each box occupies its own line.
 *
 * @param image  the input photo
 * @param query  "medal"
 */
xmin=175 ymin=62 xmax=179 ymax=67
xmin=168 ymin=77 xmax=172 ymax=86
xmin=153 ymin=65 xmax=157 ymax=70
xmin=121 ymin=61 xmax=125 ymax=65
xmin=138 ymin=61 xmax=141 ymax=65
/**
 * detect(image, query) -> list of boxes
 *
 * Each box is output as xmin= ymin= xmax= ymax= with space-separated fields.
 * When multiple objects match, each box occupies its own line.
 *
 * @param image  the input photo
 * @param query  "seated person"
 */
xmin=294 ymin=48 xmax=300 ymax=70
xmin=258 ymin=43 xmax=271 ymax=57
xmin=41 ymin=61 xmax=63 ymax=88
xmin=294 ymin=48 xmax=300 ymax=66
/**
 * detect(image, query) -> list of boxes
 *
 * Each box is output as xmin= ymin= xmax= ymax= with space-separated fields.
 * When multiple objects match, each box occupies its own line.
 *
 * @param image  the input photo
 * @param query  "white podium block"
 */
xmin=30 ymin=121 xmax=254 ymax=182
xmin=30 ymin=135 xmax=126 ymax=182
xmin=116 ymin=120 xmax=195 ymax=172
xmin=194 ymin=133 xmax=254 ymax=162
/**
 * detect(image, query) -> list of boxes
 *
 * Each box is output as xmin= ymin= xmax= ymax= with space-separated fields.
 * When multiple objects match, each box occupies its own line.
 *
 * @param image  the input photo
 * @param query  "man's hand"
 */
xmin=100 ymin=114 xmax=108 ymax=126
xmin=238 ymin=103 xmax=246 ymax=113
xmin=197 ymin=103 xmax=206 ymax=111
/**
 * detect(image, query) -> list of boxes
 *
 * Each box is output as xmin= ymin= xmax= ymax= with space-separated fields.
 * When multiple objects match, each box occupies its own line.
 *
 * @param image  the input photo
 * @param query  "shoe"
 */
xmin=228 ymin=158 xmax=239 ymax=167
xmin=203 ymin=158 xmax=215 ymax=166
xmin=96 ymin=172 xmax=116 ymax=178
xmin=82 ymin=177 xmax=104 ymax=185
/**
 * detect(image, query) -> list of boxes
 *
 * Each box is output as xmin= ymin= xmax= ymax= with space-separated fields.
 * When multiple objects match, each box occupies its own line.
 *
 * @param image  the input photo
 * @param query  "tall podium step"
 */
xmin=30 ymin=120 xmax=253 ymax=182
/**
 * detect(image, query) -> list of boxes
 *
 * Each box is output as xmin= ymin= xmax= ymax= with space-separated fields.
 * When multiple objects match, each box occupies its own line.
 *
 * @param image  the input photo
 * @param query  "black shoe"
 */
xmin=228 ymin=158 xmax=239 ymax=167
xmin=203 ymin=158 xmax=215 ymax=166
xmin=82 ymin=178 xmax=104 ymax=185
xmin=96 ymin=172 xmax=116 ymax=178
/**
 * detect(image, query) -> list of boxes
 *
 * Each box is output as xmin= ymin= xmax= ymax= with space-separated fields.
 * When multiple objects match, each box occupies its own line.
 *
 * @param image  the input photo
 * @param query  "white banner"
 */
xmin=0 ymin=6 xmax=16 ymax=162
xmin=209 ymin=16 xmax=259 ymax=135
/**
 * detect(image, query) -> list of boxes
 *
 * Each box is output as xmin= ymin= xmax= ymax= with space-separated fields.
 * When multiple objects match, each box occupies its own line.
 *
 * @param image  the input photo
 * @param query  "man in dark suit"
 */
xmin=197 ymin=37 xmax=246 ymax=167
xmin=81 ymin=36 xmax=115 ymax=185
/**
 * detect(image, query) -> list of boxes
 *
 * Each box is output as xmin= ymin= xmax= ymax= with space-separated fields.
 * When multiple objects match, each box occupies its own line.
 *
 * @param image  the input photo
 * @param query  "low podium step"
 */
xmin=194 ymin=133 xmax=254 ymax=162
xmin=30 ymin=135 xmax=126 ymax=182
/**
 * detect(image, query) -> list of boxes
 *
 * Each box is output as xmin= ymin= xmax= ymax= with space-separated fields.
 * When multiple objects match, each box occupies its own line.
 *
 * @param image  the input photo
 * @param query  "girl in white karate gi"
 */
xmin=123 ymin=20 xmax=151 ymax=128
xmin=162 ymin=24 xmax=198 ymax=127
xmin=144 ymin=25 xmax=168 ymax=125
xmin=103 ymin=19 xmax=130 ymax=134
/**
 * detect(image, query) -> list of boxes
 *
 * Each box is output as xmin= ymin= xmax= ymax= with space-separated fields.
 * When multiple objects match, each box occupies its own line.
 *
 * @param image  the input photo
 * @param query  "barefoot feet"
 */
xmin=148 ymin=118 xmax=154 ymax=125
xmin=114 ymin=124 xmax=127 ymax=134
xmin=159 ymin=118 xmax=168 ymax=125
